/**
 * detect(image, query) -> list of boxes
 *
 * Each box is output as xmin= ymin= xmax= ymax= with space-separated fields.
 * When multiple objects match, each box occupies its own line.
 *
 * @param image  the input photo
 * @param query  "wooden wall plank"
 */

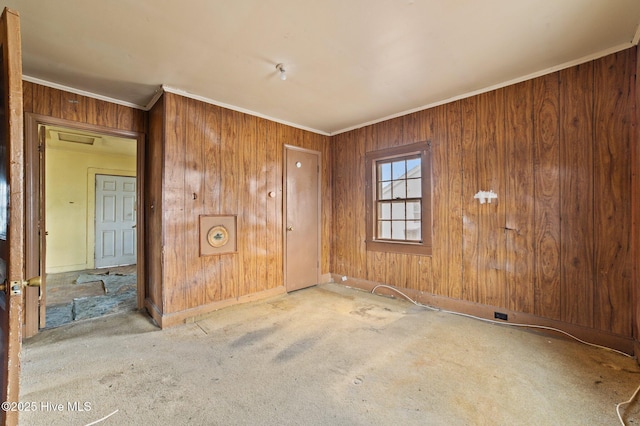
xmin=33 ymin=84 xmax=60 ymax=117
xmin=560 ymin=62 xmax=594 ymax=328
xmin=446 ymin=101 xmax=464 ymax=299
xmin=85 ymin=97 xmax=98 ymax=126
xmin=22 ymin=80 xmax=33 ymax=113
xmin=461 ymin=96 xmax=479 ymax=302
xmin=505 ymin=80 xmax=535 ymax=314
xmin=431 ymin=105 xmax=450 ymax=296
xmin=308 ymin=130 xmax=333 ymax=275
xmin=331 ymin=132 xmax=348 ymax=275
xmin=59 ymin=92 xmax=84 ymax=122
xmin=162 ymin=93 xmax=187 ymax=313
xmin=385 ymin=253 xmax=405 ymax=288
xmin=377 ymin=117 xmax=403 ymax=149
xmin=219 ymin=109 xmax=241 ymax=301
xmin=266 ymin=121 xmax=282 ymax=289
xmin=202 ymin=103 xmax=222 ymax=303
xmin=332 ymin=130 xmax=366 ymax=278
xmin=116 ymin=104 xmax=134 ymax=131
xmin=593 ymin=50 xmax=633 ymax=335
xmin=255 ymin=118 xmax=268 ymax=292
xmin=476 ymin=90 xmax=506 ymax=307
xmin=94 ymin=99 xmax=118 ymax=128
xmin=533 ymin=73 xmax=562 ymax=320
xmin=239 ymin=114 xmax=257 ymax=297
xmin=403 ymin=112 xmax=422 ymax=144
xmin=183 ymin=98 xmax=205 ymax=309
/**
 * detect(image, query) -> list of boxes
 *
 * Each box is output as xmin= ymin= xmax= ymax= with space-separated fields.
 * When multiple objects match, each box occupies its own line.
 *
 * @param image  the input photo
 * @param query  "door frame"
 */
xmin=0 ymin=7 xmax=23 ymax=425
xmin=24 ymin=113 xmax=146 ymax=332
xmin=283 ymin=144 xmax=321 ymax=291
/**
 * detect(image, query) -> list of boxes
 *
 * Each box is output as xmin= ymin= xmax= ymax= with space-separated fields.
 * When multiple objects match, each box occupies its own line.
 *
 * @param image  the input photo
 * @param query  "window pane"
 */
xmin=378 ymin=221 xmax=391 ymax=239
xmin=406 ymin=220 xmax=421 ymax=241
xmin=379 ymin=162 xmax=391 ymax=182
xmin=392 ymin=160 xmax=406 ymax=179
xmin=407 ymin=201 xmax=420 ymax=219
xmin=378 ymin=202 xmax=391 ymax=220
xmin=391 ymin=202 xmax=405 ymax=220
xmin=379 ymin=181 xmax=392 ymax=200
xmin=392 ymin=181 xmax=406 ymax=199
xmin=406 ymin=158 xmax=421 ymax=177
xmin=407 ymin=178 xmax=421 ymax=198
xmin=391 ymin=221 xmax=405 ymax=239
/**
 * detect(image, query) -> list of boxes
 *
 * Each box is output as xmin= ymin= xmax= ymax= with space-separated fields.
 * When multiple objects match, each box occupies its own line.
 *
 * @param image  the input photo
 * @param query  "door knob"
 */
xmin=287 ymin=226 xmax=294 ymax=231
xmin=25 ymin=276 xmax=41 ymax=287
xmin=0 ymin=276 xmax=41 ymax=293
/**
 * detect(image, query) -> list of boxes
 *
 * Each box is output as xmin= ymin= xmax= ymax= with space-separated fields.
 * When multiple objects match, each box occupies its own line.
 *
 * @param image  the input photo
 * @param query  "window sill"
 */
xmin=366 ymin=239 xmax=432 ymax=256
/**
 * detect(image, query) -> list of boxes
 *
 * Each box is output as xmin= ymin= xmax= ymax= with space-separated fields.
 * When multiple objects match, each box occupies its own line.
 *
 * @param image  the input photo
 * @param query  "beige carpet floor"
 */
xmin=19 ymin=283 xmax=640 ymax=425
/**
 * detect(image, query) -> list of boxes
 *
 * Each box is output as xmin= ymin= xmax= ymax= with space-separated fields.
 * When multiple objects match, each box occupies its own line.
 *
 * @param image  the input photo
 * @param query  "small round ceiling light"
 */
xmin=276 ymin=63 xmax=287 ymax=81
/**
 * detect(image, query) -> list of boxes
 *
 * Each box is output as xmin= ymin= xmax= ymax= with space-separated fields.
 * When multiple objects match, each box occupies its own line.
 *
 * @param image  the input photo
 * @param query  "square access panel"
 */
xmin=199 ymin=215 xmax=237 ymax=256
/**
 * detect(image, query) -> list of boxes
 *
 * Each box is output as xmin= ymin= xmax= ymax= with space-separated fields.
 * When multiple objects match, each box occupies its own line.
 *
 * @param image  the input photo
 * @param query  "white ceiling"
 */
xmin=4 ymin=0 xmax=640 ymax=135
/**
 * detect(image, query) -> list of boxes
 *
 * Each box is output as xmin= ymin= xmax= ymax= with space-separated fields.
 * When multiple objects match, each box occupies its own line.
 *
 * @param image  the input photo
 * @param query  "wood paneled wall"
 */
xmin=22 ymin=82 xmax=146 ymax=133
xmin=147 ymin=92 xmax=331 ymax=321
xmin=332 ymin=48 xmax=636 ymax=340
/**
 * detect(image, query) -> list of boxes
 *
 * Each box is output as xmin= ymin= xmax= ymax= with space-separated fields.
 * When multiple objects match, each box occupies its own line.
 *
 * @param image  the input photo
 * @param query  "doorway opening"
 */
xmin=43 ymin=125 xmax=138 ymax=328
xmin=24 ymin=113 xmax=146 ymax=337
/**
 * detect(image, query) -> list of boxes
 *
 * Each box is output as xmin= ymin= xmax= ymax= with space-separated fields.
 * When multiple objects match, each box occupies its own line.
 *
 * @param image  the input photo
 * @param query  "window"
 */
xmin=365 ymin=141 xmax=432 ymax=255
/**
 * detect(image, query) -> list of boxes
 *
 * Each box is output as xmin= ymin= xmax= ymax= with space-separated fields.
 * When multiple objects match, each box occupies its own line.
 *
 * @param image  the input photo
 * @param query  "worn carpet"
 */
xmin=20 ymin=283 xmax=640 ymax=425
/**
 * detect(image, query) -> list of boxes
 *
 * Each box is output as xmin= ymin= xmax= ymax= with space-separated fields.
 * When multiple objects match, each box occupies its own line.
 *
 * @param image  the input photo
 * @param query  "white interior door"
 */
xmin=95 ymin=175 xmax=136 ymax=268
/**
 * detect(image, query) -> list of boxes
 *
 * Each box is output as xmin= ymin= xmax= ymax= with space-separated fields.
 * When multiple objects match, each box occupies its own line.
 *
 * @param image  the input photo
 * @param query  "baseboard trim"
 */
xmin=320 ymin=273 xmax=333 ymax=283
xmin=331 ymin=274 xmax=635 ymax=356
xmin=153 ymin=286 xmax=287 ymax=328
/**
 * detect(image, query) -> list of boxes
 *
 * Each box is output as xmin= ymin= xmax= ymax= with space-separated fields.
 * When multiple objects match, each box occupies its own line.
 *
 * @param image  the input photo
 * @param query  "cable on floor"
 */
xmin=369 ymin=284 xmax=639 ymax=426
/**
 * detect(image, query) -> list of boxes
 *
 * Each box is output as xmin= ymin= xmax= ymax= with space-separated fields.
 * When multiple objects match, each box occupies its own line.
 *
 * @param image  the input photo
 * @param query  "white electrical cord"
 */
xmin=84 ymin=409 xmax=119 ymax=426
xmin=617 ymin=385 xmax=640 ymax=425
xmin=370 ymin=284 xmax=639 ymax=425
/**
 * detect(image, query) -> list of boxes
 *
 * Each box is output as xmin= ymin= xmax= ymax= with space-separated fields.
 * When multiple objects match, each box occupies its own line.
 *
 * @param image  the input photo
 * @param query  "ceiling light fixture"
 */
xmin=276 ymin=63 xmax=287 ymax=81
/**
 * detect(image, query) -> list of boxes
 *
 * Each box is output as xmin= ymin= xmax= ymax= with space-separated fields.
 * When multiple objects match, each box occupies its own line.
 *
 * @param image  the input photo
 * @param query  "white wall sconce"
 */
xmin=276 ymin=63 xmax=287 ymax=81
xmin=474 ymin=190 xmax=498 ymax=204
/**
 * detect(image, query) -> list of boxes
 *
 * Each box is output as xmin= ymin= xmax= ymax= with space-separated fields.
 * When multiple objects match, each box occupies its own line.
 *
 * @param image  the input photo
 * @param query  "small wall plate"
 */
xmin=200 ymin=215 xmax=237 ymax=256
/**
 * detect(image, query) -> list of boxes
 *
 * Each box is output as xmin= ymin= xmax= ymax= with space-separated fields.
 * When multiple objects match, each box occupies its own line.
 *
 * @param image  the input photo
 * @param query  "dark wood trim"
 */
xmin=332 ymin=273 xmax=635 ymax=355
xmin=24 ymin=113 xmax=147 ymax=314
xmin=365 ymin=141 xmax=432 ymax=255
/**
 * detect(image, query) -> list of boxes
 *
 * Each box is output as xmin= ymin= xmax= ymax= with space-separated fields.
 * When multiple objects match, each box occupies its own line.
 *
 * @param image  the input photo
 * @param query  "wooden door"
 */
xmin=95 ymin=175 xmax=136 ymax=268
xmin=0 ymin=7 xmax=24 ymax=426
xmin=284 ymin=146 xmax=320 ymax=292
xmin=23 ymin=124 xmax=44 ymax=338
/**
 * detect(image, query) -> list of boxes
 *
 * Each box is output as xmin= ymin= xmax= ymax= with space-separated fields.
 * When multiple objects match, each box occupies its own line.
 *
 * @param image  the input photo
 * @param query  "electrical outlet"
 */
xmin=494 ymin=312 xmax=508 ymax=321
